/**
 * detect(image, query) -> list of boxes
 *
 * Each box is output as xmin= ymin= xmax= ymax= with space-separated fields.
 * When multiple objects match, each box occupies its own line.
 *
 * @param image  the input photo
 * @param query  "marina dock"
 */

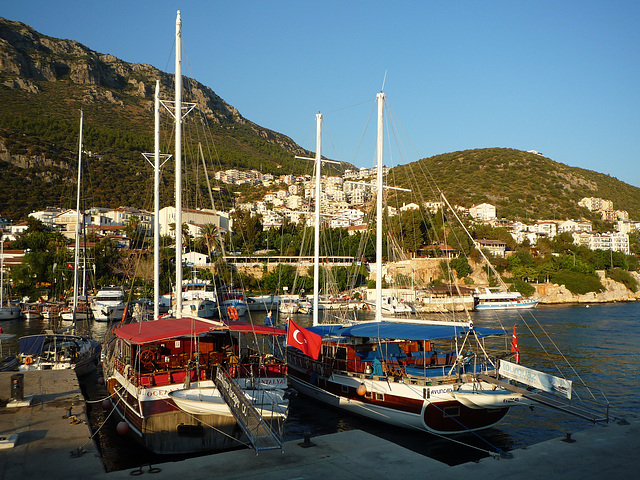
xmin=0 ymin=369 xmax=637 ymax=479
xmin=0 ymin=370 xmax=104 ymax=478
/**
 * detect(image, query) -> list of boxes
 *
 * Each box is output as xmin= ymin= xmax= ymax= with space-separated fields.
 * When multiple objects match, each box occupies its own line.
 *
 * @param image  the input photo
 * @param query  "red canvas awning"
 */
xmin=114 ymin=317 xmax=227 ymax=345
xmin=227 ymin=321 xmax=286 ymax=336
xmin=114 ymin=318 xmax=286 ymax=345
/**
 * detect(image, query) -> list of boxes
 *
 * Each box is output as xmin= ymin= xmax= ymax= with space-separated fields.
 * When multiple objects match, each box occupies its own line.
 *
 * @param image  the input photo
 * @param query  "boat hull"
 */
xmin=107 ymin=375 xmax=245 ymax=455
xmin=0 ymin=307 xmax=22 ymax=320
xmin=288 ymin=367 xmax=509 ymax=434
xmin=475 ymin=300 xmax=540 ymax=310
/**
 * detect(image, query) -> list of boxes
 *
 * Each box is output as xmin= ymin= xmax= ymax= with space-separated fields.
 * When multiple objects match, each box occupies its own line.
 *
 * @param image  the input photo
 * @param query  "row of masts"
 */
xmin=79 ymin=10 xmax=387 ymax=324
xmin=306 ymin=93 xmax=387 ymax=326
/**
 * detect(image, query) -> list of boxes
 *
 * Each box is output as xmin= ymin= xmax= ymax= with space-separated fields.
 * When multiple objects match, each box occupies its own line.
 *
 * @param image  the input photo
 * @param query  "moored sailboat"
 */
xmin=102 ymin=11 xmax=289 ymax=455
xmin=0 ymin=241 xmax=21 ymax=320
xmin=286 ymin=91 xmax=609 ymax=437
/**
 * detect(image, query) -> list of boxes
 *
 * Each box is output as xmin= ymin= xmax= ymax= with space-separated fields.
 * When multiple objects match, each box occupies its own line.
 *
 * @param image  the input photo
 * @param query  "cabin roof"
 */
xmin=307 ymin=321 xmax=505 ymax=342
xmin=114 ymin=317 xmax=285 ymax=344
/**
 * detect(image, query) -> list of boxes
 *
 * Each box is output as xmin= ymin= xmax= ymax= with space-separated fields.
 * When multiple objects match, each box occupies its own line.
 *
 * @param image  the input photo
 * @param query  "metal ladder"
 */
xmin=214 ymin=368 xmax=284 ymax=453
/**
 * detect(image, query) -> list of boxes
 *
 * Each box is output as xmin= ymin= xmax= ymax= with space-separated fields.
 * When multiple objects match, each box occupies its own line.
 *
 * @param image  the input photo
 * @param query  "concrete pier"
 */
xmin=1 ymin=369 xmax=637 ymax=479
xmin=101 ymin=421 xmax=638 ymax=480
xmin=0 ymin=370 xmax=104 ymax=479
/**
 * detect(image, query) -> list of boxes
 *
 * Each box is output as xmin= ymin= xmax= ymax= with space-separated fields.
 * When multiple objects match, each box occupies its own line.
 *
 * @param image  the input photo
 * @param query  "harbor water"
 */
xmin=1 ymin=302 xmax=638 ymax=470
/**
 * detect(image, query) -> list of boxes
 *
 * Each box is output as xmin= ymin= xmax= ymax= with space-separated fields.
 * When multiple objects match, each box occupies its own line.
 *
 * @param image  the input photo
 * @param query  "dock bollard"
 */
xmin=11 ymin=373 xmax=24 ymax=401
xmin=299 ymin=431 xmax=316 ymax=448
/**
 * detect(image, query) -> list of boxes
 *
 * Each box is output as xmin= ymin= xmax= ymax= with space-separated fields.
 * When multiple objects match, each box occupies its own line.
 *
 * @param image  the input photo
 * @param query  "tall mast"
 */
xmin=295 ymin=114 xmax=338 ymax=325
xmin=73 ymin=110 xmax=84 ymax=324
xmin=1 ymin=240 xmax=4 ymax=307
xmin=375 ymin=92 xmax=384 ymax=323
xmin=175 ymin=10 xmax=183 ymax=316
xmin=313 ymin=113 xmax=322 ymax=326
xmin=154 ymin=80 xmax=161 ymax=320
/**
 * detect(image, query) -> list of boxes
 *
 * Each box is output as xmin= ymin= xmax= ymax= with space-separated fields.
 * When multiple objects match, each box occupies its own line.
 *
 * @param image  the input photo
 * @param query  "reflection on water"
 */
xmin=1 ymin=302 xmax=638 ymax=468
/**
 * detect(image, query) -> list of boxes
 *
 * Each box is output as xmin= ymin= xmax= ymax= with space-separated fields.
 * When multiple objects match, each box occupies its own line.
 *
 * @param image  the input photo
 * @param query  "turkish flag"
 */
xmin=287 ymin=319 xmax=322 ymax=360
xmin=67 ymin=263 xmax=74 ymax=270
xmin=510 ymin=325 xmax=520 ymax=364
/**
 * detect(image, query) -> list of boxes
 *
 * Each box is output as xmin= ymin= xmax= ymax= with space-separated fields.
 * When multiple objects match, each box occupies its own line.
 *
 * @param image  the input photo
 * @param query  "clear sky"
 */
xmin=3 ymin=1 xmax=640 ymax=187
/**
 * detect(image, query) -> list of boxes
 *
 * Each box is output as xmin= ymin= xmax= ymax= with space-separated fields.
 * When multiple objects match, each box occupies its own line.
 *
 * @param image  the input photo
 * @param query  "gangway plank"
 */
xmin=476 ymin=374 xmax=609 ymax=424
xmin=214 ymin=368 xmax=284 ymax=453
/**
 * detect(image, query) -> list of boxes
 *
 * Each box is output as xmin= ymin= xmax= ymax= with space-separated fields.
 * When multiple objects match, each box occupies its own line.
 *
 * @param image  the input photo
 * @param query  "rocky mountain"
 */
xmin=1 ymin=17 xmax=639 ymax=227
xmin=0 ymin=17 xmax=344 ymax=220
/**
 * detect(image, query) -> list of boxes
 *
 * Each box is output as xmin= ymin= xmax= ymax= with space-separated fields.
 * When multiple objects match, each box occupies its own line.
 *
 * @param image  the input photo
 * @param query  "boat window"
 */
xmin=443 ymin=406 xmax=460 ymax=418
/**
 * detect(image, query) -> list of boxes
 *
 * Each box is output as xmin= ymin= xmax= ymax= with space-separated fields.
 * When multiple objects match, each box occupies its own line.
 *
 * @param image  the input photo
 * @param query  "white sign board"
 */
xmin=499 ymin=360 xmax=572 ymax=400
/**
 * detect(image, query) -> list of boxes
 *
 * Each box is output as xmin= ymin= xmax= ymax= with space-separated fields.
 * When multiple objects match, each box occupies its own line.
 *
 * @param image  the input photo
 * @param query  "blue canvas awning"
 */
xmin=307 ymin=321 xmax=505 ymax=342
xmin=19 ymin=335 xmax=48 ymax=355
xmin=19 ymin=334 xmax=89 ymax=354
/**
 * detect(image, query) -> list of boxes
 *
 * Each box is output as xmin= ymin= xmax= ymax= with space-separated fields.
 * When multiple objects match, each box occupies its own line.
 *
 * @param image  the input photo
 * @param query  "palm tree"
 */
xmin=200 ymin=223 xmax=224 ymax=262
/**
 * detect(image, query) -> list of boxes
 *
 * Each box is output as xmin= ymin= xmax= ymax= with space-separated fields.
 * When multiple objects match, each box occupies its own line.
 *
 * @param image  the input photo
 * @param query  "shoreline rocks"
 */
xmin=535 ymin=271 xmax=640 ymax=304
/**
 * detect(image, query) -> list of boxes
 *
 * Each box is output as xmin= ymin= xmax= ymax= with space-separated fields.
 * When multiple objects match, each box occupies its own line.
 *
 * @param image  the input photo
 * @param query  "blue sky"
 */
xmin=4 ymin=1 xmax=640 ymax=187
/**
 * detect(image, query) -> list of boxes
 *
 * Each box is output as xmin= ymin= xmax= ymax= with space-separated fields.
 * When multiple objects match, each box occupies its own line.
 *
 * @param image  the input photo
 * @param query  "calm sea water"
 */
xmin=2 ymin=302 xmax=638 ymax=468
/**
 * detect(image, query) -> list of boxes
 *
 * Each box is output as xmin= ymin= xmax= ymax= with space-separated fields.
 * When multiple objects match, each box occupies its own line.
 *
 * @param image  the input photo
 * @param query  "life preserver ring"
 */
xmin=140 ymin=349 xmax=155 ymax=367
xmin=227 ymin=306 xmax=239 ymax=320
xmin=25 ymin=356 xmax=33 ymax=365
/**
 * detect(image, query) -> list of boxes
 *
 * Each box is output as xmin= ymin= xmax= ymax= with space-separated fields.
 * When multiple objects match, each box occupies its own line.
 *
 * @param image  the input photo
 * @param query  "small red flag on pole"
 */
xmin=511 ymin=325 xmax=520 ymax=364
xmin=287 ymin=319 xmax=322 ymax=360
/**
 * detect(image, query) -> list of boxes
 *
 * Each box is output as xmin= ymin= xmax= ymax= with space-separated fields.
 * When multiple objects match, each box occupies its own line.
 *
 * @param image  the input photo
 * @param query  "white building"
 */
xmin=571 ymin=231 xmax=630 ymax=254
xmin=423 ymin=201 xmax=445 ymax=214
xmin=159 ymin=207 xmax=229 ymax=238
xmin=616 ymin=220 xmax=640 ymax=234
xmin=400 ymin=202 xmax=420 ymax=212
xmin=29 ymin=208 xmax=64 ymax=228
xmin=286 ymin=195 xmax=305 ymax=210
xmin=183 ymin=251 xmax=209 ymax=267
xmin=532 ymin=221 xmax=557 ymax=238
xmin=469 ymin=203 xmax=496 ymax=222
xmin=476 ymin=239 xmax=508 ymax=257
xmin=52 ymin=209 xmax=92 ymax=240
xmin=578 ymin=197 xmax=614 ymax=212
xmin=558 ymin=219 xmax=592 ymax=234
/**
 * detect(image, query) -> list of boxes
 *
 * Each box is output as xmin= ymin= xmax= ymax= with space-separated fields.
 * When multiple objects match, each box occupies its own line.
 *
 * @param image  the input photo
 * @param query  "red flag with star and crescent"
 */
xmin=287 ymin=319 xmax=322 ymax=360
xmin=511 ymin=325 xmax=520 ymax=364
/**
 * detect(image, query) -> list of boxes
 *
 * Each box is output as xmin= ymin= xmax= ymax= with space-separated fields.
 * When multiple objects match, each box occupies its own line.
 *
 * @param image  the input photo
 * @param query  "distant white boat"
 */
xmin=473 ymin=287 xmax=540 ymax=310
xmin=246 ymin=294 xmax=281 ymax=312
xmin=91 ymin=286 xmax=125 ymax=322
xmin=364 ymin=294 xmax=414 ymax=315
xmin=278 ymin=295 xmax=300 ymax=314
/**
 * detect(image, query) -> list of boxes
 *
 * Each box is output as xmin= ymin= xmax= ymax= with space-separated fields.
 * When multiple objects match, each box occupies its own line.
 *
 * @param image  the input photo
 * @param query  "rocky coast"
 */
xmin=535 ymin=270 xmax=640 ymax=304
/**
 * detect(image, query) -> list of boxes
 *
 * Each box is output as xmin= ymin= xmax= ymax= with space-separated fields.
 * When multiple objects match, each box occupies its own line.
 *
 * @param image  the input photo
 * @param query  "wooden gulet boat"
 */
xmin=288 ymin=323 xmax=519 ymax=433
xmin=287 ymin=92 xmax=610 ymax=437
xmin=104 ymin=316 xmax=288 ymax=454
xmin=103 ymin=11 xmax=290 ymax=455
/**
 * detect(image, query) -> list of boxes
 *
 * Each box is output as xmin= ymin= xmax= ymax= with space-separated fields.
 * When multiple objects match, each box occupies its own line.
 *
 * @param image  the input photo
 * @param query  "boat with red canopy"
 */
xmin=104 ymin=316 xmax=288 ymax=454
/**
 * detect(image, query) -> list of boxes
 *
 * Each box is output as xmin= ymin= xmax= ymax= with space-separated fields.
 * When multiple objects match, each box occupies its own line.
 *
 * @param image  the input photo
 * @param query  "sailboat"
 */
xmin=286 ymin=91 xmax=610 ymax=435
xmin=18 ymin=111 xmax=100 ymax=376
xmin=0 ymin=240 xmax=22 ymax=320
xmin=61 ymin=111 xmax=92 ymax=323
xmin=103 ymin=12 xmax=289 ymax=455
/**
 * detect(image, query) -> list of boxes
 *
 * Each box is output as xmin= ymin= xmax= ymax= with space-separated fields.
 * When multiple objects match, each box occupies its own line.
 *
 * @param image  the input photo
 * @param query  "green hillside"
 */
xmin=0 ymin=17 xmax=347 ymax=220
xmin=389 ymin=148 xmax=640 ymax=222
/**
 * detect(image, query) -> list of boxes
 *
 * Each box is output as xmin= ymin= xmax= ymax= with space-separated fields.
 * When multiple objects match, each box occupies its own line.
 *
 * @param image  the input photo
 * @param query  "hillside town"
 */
xmin=1 ymin=166 xmax=638 ymax=262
